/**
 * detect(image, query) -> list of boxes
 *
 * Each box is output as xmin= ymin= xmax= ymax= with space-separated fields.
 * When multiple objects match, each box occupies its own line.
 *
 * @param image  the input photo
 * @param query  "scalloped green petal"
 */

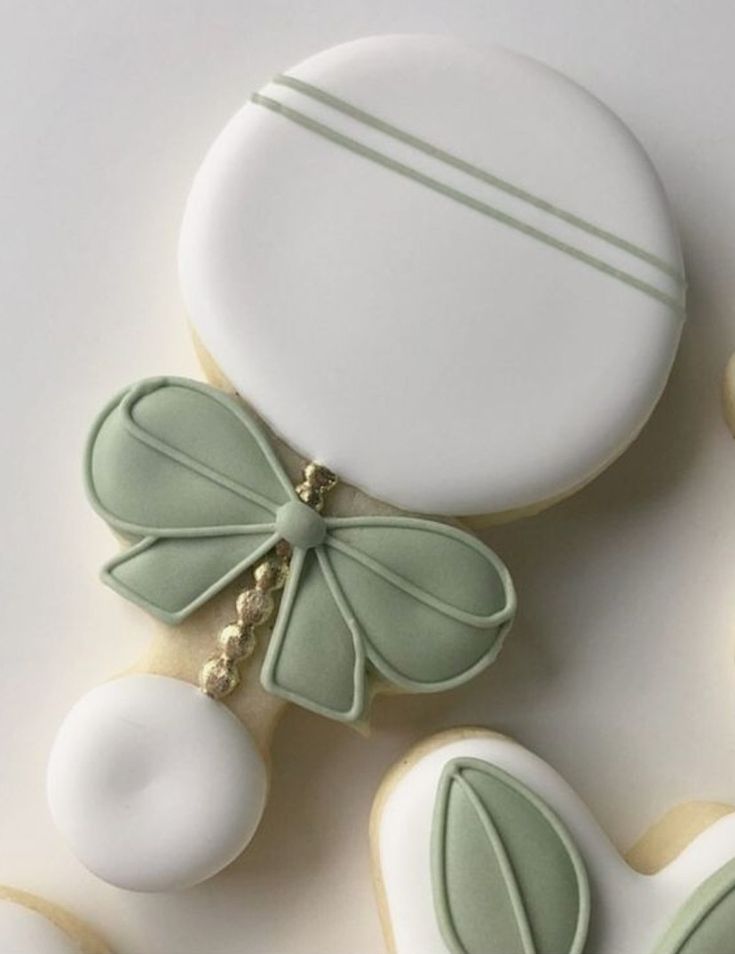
xmin=652 ymin=859 xmax=735 ymax=954
xmin=432 ymin=759 xmax=589 ymax=954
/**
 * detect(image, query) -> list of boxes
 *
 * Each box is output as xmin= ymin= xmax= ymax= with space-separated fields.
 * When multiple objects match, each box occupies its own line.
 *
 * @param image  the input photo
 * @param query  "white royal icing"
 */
xmin=179 ymin=34 xmax=684 ymax=516
xmin=47 ymin=674 xmax=268 ymax=892
xmin=376 ymin=732 xmax=735 ymax=954
xmin=0 ymin=898 xmax=79 ymax=954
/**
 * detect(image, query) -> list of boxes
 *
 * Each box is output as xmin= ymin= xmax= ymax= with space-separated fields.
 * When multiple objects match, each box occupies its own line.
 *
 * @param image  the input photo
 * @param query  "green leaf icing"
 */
xmin=652 ymin=858 xmax=735 ymax=954
xmin=432 ymin=759 xmax=589 ymax=954
xmin=86 ymin=377 xmax=515 ymax=721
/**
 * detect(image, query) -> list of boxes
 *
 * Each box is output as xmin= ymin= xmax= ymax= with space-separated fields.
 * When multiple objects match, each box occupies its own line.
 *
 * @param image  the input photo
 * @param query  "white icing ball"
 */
xmin=179 ymin=34 xmax=684 ymax=516
xmin=0 ymin=899 xmax=78 ymax=954
xmin=47 ymin=674 xmax=268 ymax=892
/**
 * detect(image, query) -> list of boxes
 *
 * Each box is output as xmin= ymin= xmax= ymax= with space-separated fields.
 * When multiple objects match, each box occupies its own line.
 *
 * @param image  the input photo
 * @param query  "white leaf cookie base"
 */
xmin=0 ymin=899 xmax=80 ymax=954
xmin=47 ymin=674 xmax=268 ymax=892
xmin=179 ymin=34 xmax=683 ymax=516
xmin=376 ymin=732 xmax=735 ymax=954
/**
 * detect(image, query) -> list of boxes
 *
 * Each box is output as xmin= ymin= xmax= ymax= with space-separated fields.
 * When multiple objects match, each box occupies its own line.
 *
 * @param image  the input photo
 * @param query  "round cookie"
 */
xmin=371 ymin=729 xmax=735 ymax=954
xmin=179 ymin=33 xmax=685 ymax=519
xmin=0 ymin=887 xmax=111 ymax=954
xmin=47 ymin=674 xmax=268 ymax=892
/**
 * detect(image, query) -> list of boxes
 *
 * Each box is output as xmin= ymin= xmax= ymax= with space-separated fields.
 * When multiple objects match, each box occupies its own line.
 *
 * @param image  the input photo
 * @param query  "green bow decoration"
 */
xmin=85 ymin=377 xmax=516 ymax=722
xmin=431 ymin=758 xmax=735 ymax=954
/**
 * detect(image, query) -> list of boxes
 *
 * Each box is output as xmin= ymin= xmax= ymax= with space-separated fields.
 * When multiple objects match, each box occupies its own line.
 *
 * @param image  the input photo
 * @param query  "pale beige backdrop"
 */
xmin=1 ymin=2 xmax=734 ymax=953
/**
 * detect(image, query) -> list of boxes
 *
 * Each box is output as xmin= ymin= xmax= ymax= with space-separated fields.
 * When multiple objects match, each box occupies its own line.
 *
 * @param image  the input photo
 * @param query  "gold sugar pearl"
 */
xmin=198 ymin=461 xmax=335 ymax=701
xmin=199 ymin=655 xmax=240 ymax=699
xmin=296 ymin=462 xmax=338 ymax=512
xmin=253 ymin=555 xmax=290 ymax=592
xmin=236 ymin=587 xmax=274 ymax=626
xmin=295 ymin=484 xmax=323 ymax=509
xmin=302 ymin=462 xmax=338 ymax=491
xmin=218 ymin=622 xmax=256 ymax=661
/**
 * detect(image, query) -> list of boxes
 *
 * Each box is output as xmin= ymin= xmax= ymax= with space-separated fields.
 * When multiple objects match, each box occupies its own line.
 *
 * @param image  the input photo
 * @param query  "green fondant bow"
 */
xmin=431 ymin=759 xmax=735 ymax=954
xmin=85 ymin=377 xmax=516 ymax=722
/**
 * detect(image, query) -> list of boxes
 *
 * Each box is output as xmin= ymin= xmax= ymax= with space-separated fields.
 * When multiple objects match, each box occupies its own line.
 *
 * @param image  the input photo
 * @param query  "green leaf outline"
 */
xmin=431 ymin=758 xmax=590 ymax=954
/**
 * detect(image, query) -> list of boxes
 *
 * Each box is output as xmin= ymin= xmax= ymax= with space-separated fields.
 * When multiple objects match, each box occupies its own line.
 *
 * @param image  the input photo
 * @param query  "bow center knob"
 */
xmin=276 ymin=500 xmax=327 ymax=550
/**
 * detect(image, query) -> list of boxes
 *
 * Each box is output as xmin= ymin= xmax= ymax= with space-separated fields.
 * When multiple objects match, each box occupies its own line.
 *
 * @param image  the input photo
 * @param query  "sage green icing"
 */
xmin=275 ymin=499 xmax=327 ymax=549
xmin=432 ymin=759 xmax=589 ymax=954
xmin=260 ymin=548 xmax=365 ymax=719
xmin=652 ymin=858 xmax=735 ymax=954
xmin=106 ymin=533 xmax=275 ymax=619
xmin=262 ymin=518 xmax=515 ymax=720
xmin=251 ymin=91 xmax=685 ymax=315
xmin=274 ymin=73 xmax=683 ymax=285
xmin=86 ymin=377 xmax=515 ymax=722
xmin=85 ymin=377 xmax=289 ymax=622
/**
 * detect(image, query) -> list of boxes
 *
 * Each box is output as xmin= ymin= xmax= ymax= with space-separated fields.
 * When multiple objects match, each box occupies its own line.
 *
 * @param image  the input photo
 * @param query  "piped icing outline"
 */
xmin=431 ymin=758 xmax=589 ymax=954
xmin=85 ymin=377 xmax=515 ymax=722
xmin=251 ymin=78 xmax=685 ymax=314
xmin=651 ymin=858 xmax=735 ymax=954
xmin=374 ymin=731 xmax=735 ymax=954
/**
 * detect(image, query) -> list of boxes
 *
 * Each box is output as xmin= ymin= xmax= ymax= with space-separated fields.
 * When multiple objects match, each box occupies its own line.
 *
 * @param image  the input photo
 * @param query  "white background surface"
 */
xmin=0 ymin=2 xmax=734 ymax=952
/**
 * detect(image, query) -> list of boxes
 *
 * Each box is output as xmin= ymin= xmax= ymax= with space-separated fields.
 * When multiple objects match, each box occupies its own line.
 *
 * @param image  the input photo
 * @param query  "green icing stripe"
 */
xmin=251 ymin=92 xmax=684 ymax=315
xmin=274 ymin=73 xmax=683 ymax=285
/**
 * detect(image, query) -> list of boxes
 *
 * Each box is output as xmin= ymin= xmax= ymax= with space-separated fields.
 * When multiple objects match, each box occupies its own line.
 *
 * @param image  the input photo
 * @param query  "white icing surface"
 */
xmin=376 ymin=732 xmax=735 ymax=954
xmin=179 ymin=34 xmax=684 ymax=516
xmin=47 ymin=674 xmax=268 ymax=892
xmin=0 ymin=899 xmax=79 ymax=954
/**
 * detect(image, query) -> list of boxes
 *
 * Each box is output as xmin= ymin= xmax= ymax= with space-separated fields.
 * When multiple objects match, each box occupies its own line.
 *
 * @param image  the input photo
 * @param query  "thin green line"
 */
xmin=252 ymin=92 xmax=684 ymax=315
xmin=455 ymin=771 xmax=537 ymax=954
xmin=274 ymin=73 xmax=683 ymax=285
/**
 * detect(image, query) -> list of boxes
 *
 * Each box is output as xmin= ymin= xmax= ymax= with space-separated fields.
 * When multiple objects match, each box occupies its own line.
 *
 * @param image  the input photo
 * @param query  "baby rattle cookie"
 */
xmin=0 ymin=886 xmax=111 ymax=954
xmin=372 ymin=729 xmax=735 ymax=954
xmin=48 ymin=33 xmax=685 ymax=893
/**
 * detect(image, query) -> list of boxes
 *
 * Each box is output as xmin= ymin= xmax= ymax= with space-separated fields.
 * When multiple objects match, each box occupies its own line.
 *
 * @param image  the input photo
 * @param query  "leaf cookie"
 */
xmin=432 ymin=760 xmax=588 ymax=954
xmin=373 ymin=730 xmax=735 ymax=954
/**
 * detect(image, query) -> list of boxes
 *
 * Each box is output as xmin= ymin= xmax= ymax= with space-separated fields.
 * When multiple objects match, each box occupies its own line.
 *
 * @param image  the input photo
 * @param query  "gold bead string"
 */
xmin=199 ymin=462 xmax=337 ymax=700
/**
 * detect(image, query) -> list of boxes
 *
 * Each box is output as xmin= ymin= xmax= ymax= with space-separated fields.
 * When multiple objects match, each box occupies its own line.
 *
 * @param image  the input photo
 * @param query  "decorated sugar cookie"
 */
xmin=49 ymin=34 xmax=684 ymax=893
xmin=48 ymin=378 xmax=514 ymax=891
xmin=372 ymin=729 xmax=735 ymax=954
xmin=0 ymin=886 xmax=111 ymax=954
